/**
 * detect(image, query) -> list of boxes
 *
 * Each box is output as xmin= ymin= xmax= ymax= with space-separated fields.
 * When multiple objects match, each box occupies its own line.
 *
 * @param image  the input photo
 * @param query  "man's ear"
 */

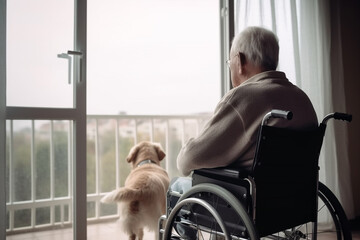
xmin=239 ymin=52 xmax=246 ymax=66
xmin=237 ymin=52 xmax=246 ymax=75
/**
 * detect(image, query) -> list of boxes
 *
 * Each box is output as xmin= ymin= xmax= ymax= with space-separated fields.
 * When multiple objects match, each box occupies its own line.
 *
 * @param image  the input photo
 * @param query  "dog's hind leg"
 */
xmin=129 ymin=233 xmax=136 ymax=240
xmin=128 ymin=228 xmax=143 ymax=240
xmin=137 ymin=228 xmax=144 ymax=240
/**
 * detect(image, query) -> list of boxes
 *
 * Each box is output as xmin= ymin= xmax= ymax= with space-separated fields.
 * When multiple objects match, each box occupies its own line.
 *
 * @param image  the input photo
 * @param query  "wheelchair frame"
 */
xmin=159 ymin=110 xmax=352 ymax=240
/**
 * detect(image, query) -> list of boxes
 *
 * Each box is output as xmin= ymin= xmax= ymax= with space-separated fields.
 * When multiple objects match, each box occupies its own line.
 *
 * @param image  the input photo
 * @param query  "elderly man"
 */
xmin=176 ymin=26 xmax=318 ymax=176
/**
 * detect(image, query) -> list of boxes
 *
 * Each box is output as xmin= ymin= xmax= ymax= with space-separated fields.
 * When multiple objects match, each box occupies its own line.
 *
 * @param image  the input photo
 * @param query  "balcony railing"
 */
xmin=5 ymin=114 xmax=210 ymax=234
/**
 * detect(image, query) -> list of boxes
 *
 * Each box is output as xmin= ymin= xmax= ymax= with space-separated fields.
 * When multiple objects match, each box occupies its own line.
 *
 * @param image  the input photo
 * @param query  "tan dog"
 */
xmin=101 ymin=141 xmax=169 ymax=240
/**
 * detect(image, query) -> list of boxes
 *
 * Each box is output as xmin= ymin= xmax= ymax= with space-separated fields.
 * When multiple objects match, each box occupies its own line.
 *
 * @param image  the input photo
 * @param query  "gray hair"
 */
xmin=231 ymin=26 xmax=279 ymax=71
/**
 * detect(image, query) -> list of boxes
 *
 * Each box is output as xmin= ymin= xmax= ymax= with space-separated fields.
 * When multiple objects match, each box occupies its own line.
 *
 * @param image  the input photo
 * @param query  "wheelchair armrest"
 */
xmin=194 ymin=167 xmax=249 ymax=180
xmin=192 ymin=167 xmax=253 ymax=211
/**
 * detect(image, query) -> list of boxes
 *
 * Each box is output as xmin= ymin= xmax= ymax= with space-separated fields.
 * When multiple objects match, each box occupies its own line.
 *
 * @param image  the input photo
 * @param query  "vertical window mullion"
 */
xmin=0 ymin=0 xmax=5 ymax=236
xmin=220 ymin=0 xmax=235 ymax=95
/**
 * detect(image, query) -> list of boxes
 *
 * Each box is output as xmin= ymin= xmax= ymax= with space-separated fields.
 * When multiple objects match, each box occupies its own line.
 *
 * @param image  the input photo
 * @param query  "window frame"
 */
xmin=0 ymin=1 xmax=233 ymax=238
xmin=0 ymin=0 xmax=87 ymax=239
xmin=1 ymin=0 xmax=6 ymax=238
xmin=220 ymin=0 xmax=235 ymax=95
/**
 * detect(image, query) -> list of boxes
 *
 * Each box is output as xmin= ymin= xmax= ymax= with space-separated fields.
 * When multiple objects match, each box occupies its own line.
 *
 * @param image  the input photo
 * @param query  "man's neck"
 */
xmin=239 ymin=64 xmax=264 ymax=85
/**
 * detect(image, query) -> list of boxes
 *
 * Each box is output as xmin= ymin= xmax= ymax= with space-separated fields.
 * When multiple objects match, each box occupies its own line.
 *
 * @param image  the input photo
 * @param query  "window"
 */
xmin=6 ymin=0 xmax=75 ymax=108
xmin=3 ymin=0 xmax=86 ymax=239
xmin=87 ymin=0 xmax=221 ymax=115
xmin=2 ymin=1 xmax=223 ymax=239
xmin=85 ymin=0 xmax=222 ymax=228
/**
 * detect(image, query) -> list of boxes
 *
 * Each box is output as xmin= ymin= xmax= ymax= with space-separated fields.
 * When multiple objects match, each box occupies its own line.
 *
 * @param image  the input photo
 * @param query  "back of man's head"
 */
xmin=232 ymin=26 xmax=279 ymax=71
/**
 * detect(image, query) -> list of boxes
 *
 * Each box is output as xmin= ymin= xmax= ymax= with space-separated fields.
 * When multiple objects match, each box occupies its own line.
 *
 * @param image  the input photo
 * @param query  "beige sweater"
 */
xmin=177 ymin=71 xmax=318 ymax=176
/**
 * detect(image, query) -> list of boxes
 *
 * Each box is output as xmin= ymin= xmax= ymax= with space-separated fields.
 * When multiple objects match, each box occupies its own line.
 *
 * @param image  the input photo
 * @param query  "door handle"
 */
xmin=57 ymin=50 xmax=83 ymax=84
xmin=57 ymin=53 xmax=72 ymax=84
xmin=67 ymin=50 xmax=82 ymax=56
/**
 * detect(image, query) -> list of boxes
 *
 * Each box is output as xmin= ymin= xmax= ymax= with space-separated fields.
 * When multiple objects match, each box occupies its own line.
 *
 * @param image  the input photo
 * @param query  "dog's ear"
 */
xmin=155 ymin=144 xmax=166 ymax=161
xmin=126 ymin=145 xmax=140 ymax=163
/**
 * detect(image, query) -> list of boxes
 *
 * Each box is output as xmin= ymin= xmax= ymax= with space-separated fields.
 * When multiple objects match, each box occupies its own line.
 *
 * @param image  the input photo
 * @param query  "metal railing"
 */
xmin=5 ymin=114 xmax=210 ymax=234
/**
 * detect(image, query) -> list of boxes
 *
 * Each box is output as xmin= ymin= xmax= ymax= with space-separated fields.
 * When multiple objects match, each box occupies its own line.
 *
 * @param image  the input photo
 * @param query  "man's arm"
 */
xmin=176 ymin=101 xmax=249 ymax=176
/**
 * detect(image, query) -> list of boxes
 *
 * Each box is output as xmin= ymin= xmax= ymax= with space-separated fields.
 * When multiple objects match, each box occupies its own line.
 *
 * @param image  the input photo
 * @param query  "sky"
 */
xmin=6 ymin=0 xmax=221 ymax=116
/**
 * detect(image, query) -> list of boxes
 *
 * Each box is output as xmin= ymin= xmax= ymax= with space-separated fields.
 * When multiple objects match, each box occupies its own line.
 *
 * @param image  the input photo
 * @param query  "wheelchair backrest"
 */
xmin=252 ymin=125 xmax=324 ymax=236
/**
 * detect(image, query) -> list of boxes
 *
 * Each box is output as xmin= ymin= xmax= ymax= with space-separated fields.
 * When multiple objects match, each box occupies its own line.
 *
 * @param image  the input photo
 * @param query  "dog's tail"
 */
xmin=100 ymin=187 xmax=150 ymax=203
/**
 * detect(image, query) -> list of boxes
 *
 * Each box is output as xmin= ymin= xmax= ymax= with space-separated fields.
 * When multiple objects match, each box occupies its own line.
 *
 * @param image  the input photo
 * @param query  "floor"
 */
xmin=7 ymin=221 xmax=155 ymax=240
xmin=6 ymin=220 xmax=360 ymax=240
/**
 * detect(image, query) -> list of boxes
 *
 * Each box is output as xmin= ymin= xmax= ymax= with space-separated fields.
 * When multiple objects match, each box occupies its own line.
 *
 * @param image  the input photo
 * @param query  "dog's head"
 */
xmin=126 ymin=141 xmax=166 ymax=168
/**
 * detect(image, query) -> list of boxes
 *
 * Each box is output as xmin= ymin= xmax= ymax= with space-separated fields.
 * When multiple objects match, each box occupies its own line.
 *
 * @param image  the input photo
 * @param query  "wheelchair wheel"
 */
xmin=262 ymin=182 xmax=352 ymax=240
xmin=163 ymin=183 xmax=259 ymax=240
xmin=316 ymin=182 xmax=352 ymax=240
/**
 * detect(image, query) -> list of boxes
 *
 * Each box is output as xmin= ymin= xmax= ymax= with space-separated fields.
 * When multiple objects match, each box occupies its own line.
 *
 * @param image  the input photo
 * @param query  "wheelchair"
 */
xmin=159 ymin=110 xmax=353 ymax=240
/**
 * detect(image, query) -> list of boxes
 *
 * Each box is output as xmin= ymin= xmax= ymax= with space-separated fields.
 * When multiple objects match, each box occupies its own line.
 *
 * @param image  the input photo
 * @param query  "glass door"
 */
xmin=6 ymin=0 xmax=76 ymax=108
xmin=1 ymin=0 xmax=87 ymax=239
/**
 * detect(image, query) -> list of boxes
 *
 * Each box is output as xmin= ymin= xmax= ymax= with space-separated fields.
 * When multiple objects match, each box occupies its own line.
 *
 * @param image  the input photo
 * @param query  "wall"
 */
xmin=338 ymin=0 xmax=360 ymax=218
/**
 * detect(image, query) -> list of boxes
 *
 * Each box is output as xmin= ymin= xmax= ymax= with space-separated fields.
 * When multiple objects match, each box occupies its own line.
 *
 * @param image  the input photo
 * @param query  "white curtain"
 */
xmin=234 ymin=0 xmax=354 ymax=218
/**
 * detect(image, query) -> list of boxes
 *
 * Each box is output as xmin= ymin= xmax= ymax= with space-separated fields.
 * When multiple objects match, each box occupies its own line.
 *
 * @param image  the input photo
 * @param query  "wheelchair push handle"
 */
xmin=262 ymin=109 xmax=293 ymax=125
xmin=322 ymin=112 xmax=352 ymax=124
xmin=270 ymin=109 xmax=293 ymax=120
xmin=334 ymin=112 xmax=352 ymax=122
